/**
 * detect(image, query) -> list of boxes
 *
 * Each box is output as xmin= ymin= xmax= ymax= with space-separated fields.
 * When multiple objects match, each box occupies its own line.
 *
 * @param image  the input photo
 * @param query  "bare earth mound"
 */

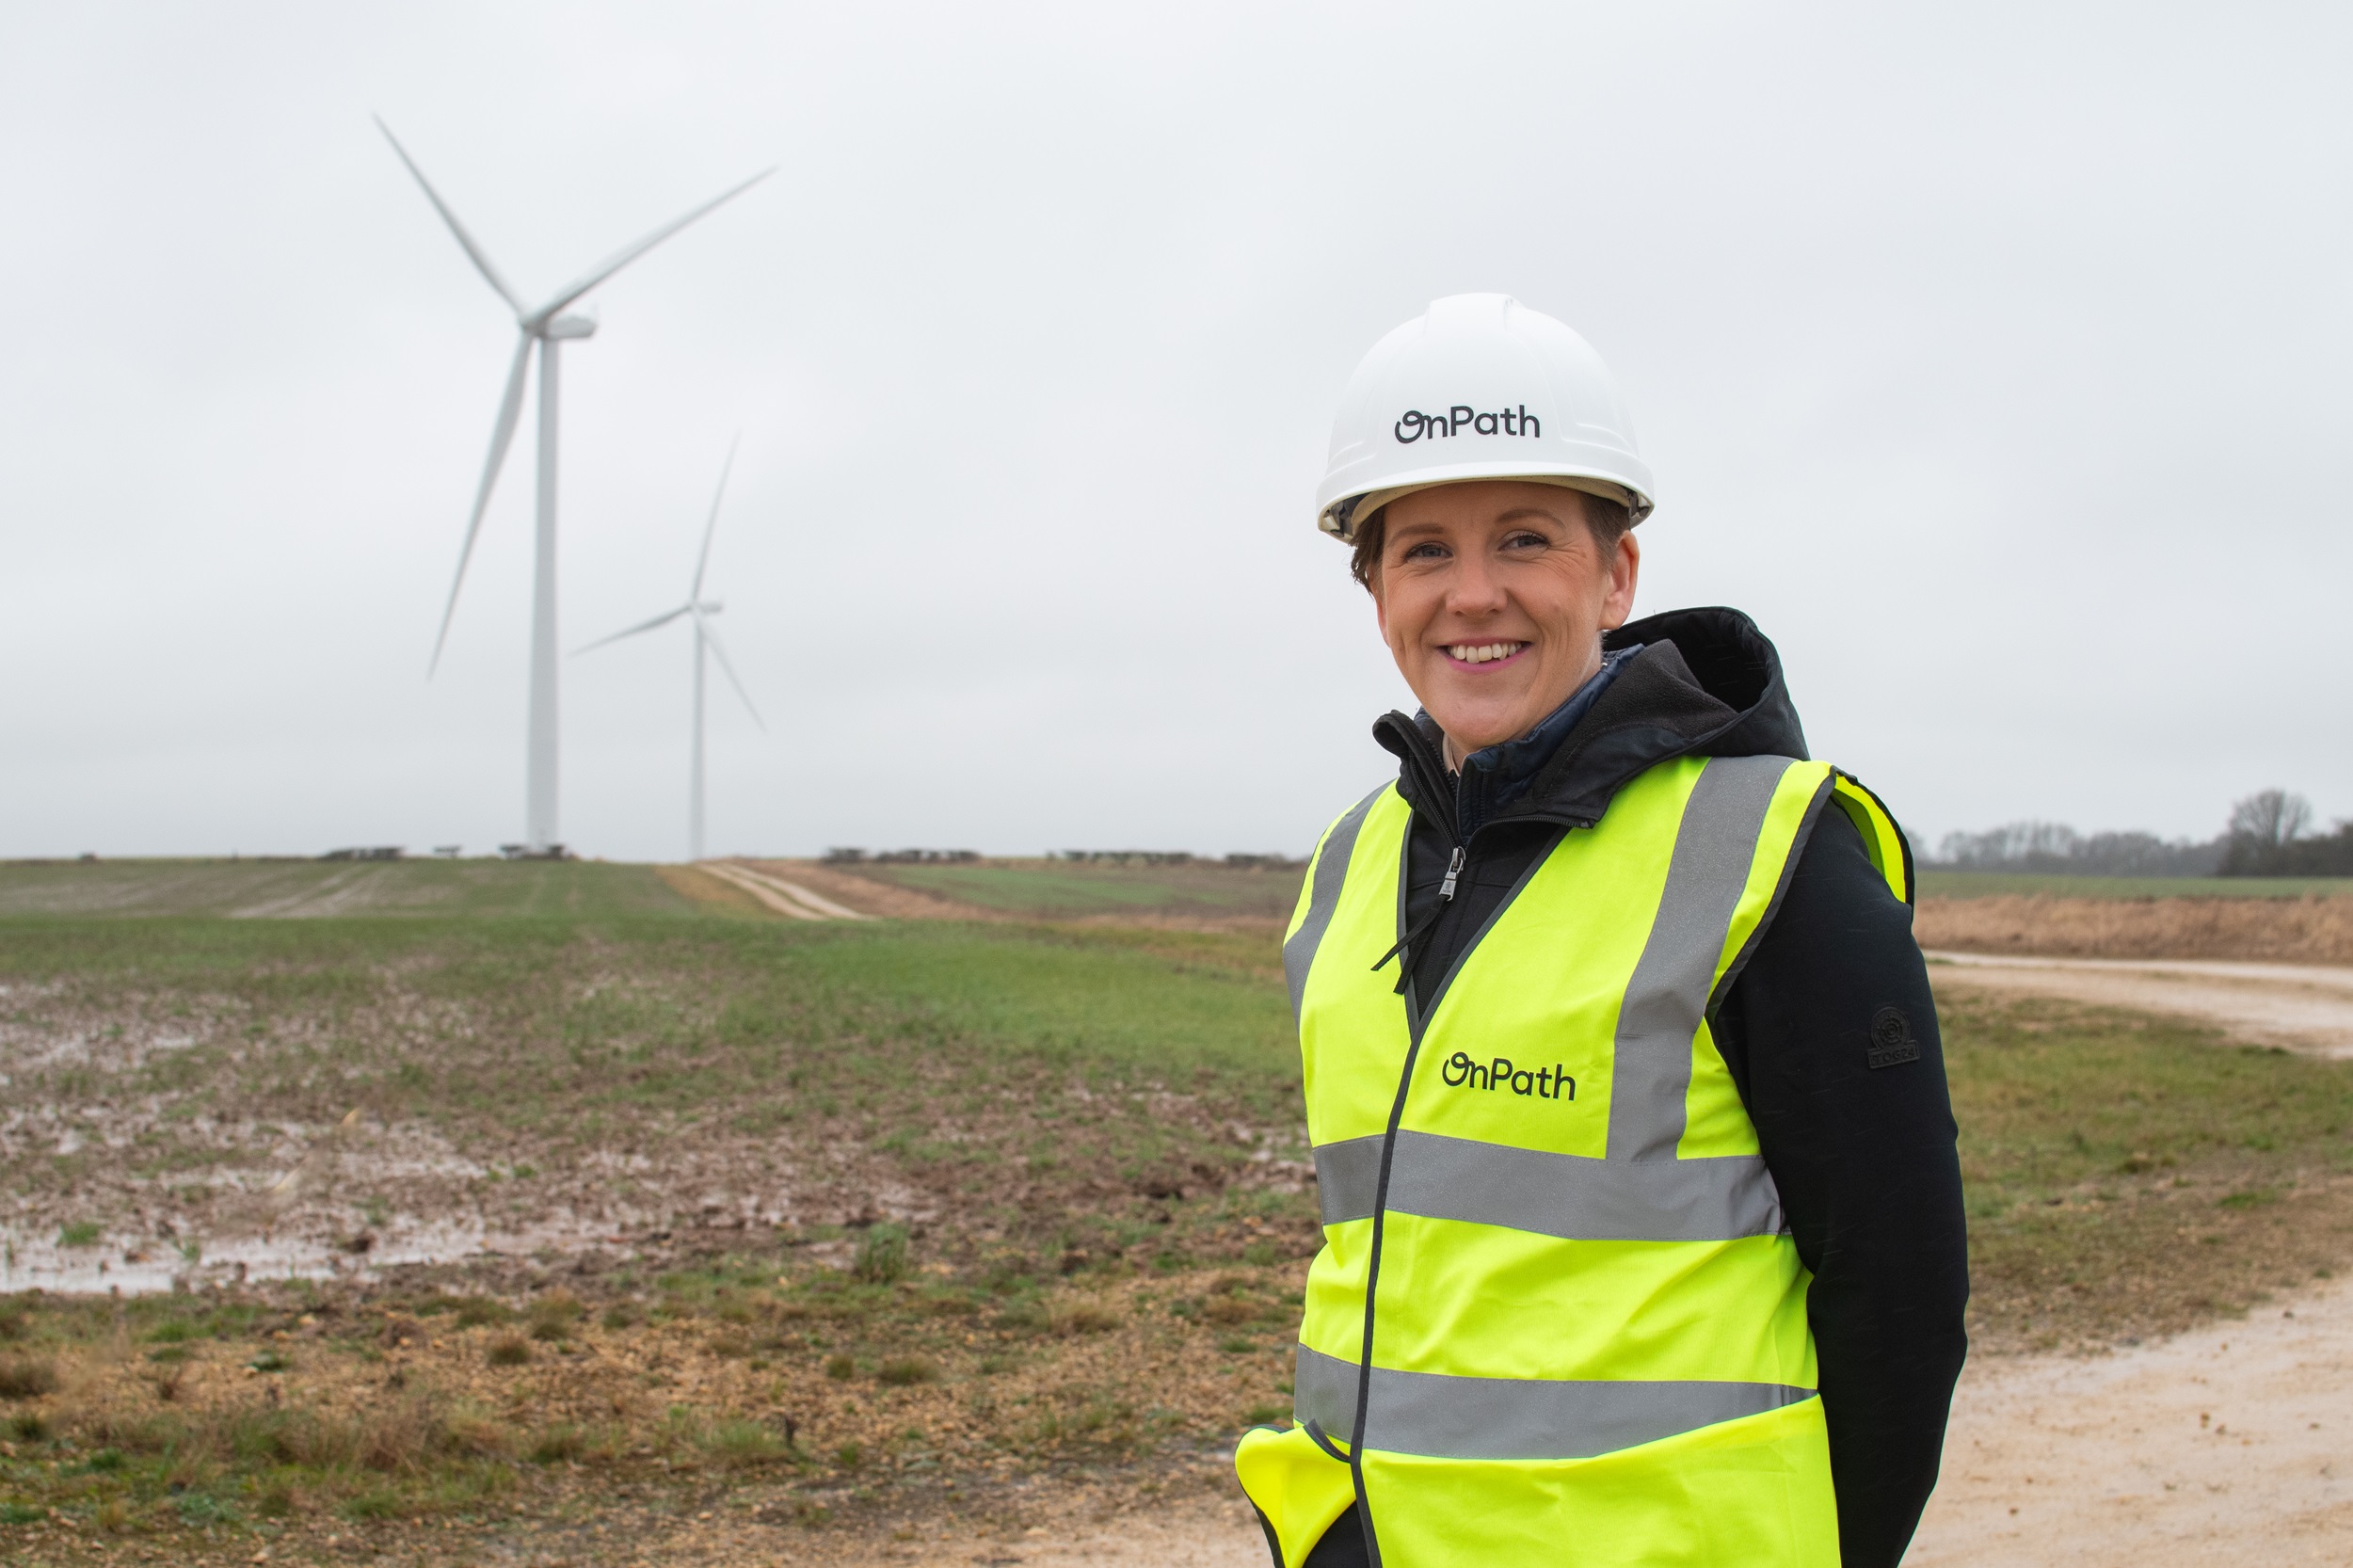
xmin=1917 ymin=894 xmax=2353 ymax=964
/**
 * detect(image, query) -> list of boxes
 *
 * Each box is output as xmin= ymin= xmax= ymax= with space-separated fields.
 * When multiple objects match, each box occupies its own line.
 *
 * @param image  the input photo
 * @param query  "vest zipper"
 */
xmin=1348 ymin=824 xmax=1567 ymax=1567
xmin=1347 ymin=834 xmax=1472 ymax=1568
xmin=1369 ymin=844 xmax=1463 ymax=994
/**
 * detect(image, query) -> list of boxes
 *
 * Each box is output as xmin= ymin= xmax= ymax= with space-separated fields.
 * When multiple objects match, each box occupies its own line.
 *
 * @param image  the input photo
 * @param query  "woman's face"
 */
xmin=1370 ymin=480 xmax=1640 ymax=763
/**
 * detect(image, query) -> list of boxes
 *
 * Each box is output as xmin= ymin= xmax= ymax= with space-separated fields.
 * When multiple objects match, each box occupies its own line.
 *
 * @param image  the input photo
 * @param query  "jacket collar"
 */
xmin=1373 ymin=606 xmax=1811 ymax=841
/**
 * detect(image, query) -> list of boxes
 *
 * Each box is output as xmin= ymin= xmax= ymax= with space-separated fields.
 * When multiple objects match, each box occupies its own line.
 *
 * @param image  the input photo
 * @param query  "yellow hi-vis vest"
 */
xmin=1236 ymin=753 xmax=1910 ymax=1568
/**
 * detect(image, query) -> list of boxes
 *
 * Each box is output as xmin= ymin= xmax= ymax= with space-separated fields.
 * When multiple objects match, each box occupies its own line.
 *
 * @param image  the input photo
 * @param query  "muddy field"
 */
xmin=0 ymin=913 xmax=1309 ymax=1296
xmin=8 ymin=859 xmax=2353 ymax=1562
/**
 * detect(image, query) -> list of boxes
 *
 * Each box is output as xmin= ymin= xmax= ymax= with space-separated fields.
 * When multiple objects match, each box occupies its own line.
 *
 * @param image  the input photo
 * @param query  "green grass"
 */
xmin=1919 ymin=870 xmax=2353 ymax=900
xmin=855 ymin=858 xmax=1305 ymax=919
xmin=1945 ymin=987 xmax=2353 ymax=1348
xmin=0 ymin=915 xmax=1289 ymax=1085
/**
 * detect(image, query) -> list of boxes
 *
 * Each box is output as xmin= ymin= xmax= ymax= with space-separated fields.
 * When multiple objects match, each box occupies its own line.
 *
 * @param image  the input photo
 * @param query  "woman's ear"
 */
xmin=1601 ymin=532 xmax=1641 ymax=629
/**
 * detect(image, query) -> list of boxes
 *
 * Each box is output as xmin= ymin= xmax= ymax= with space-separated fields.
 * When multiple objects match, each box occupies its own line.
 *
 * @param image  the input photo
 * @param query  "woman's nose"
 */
xmin=1446 ymin=554 xmax=1508 ymax=615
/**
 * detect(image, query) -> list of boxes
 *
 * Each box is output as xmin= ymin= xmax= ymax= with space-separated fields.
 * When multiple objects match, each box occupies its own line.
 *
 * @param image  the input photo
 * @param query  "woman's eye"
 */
xmin=1501 ymin=531 xmax=1547 ymax=551
xmin=1400 ymin=542 xmax=1448 ymax=562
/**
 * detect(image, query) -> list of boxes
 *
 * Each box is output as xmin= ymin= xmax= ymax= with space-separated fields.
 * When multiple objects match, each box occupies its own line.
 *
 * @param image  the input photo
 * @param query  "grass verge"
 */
xmin=1945 ymin=988 xmax=2353 ymax=1350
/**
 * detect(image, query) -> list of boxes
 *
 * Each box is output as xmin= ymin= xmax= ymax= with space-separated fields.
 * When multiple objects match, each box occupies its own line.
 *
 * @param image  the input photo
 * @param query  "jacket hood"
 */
xmin=1374 ymin=605 xmax=1810 ymax=834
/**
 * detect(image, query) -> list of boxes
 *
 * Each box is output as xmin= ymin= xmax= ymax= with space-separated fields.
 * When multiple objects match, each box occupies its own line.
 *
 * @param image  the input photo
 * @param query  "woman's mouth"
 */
xmin=1444 ymin=641 xmax=1530 ymax=667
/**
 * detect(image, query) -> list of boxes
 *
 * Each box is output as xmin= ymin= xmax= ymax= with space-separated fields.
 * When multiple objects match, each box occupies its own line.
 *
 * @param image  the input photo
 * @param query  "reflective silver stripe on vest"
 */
xmin=1315 ymin=1134 xmax=1386 ymax=1228
xmin=1315 ymin=1129 xmax=1783 ymax=1240
xmin=1606 ymin=755 xmax=1793 ymax=1163
xmin=1284 ymin=785 xmax=1388 ymax=1024
xmin=1293 ymin=1344 xmax=1812 ymax=1462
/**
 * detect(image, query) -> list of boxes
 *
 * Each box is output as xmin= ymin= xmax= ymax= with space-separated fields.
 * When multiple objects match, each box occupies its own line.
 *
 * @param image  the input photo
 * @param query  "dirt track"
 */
xmin=1908 ymin=1278 xmax=2353 ymax=1566
xmin=1927 ymin=952 xmax=2353 ymax=1057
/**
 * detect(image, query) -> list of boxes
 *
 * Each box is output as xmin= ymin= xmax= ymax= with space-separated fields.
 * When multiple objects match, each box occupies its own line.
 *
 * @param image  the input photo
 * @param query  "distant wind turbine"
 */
xmin=376 ymin=116 xmax=772 ymax=855
xmin=575 ymin=440 xmax=765 ymax=862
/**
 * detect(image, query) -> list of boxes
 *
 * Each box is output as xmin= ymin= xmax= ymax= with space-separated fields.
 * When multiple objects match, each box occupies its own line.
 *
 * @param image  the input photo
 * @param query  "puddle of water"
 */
xmin=2 ymin=1213 xmax=645 ymax=1297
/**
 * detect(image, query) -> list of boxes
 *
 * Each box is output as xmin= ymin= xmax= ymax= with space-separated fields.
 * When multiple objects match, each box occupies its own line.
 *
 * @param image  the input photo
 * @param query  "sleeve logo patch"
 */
xmin=1867 ymin=1006 xmax=1921 ymax=1069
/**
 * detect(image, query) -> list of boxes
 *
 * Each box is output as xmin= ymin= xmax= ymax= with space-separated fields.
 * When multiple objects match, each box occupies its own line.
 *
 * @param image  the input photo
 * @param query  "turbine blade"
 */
xmin=701 ymin=623 xmax=766 ymax=731
xmin=572 ymin=604 xmax=691 ymax=655
xmin=429 ymin=332 xmax=534 ymax=675
xmin=375 ymin=116 xmax=525 ymax=314
xmin=530 ymin=167 xmax=776 ymax=324
xmin=692 ymin=433 xmax=741 ymax=600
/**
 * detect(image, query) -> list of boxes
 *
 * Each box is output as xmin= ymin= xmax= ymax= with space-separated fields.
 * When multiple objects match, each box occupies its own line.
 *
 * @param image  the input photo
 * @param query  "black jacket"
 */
xmin=1305 ymin=607 xmax=1968 ymax=1568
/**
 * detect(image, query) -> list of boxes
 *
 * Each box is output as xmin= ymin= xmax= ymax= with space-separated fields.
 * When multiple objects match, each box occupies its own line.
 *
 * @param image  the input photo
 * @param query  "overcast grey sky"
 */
xmin=4 ymin=3 xmax=2348 ymax=861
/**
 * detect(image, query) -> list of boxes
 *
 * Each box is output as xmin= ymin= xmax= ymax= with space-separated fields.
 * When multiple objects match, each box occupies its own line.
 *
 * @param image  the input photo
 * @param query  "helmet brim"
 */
xmin=1318 ymin=467 xmax=1655 ymax=542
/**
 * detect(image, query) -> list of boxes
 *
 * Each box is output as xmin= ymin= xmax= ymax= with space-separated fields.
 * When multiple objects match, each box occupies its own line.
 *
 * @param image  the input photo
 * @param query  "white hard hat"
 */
xmin=1315 ymin=293 xmax=1655 ymax=542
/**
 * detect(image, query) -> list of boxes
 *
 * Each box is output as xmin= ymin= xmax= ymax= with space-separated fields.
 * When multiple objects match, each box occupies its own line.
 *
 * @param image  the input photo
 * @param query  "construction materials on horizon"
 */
xmin=575 ymin=439 xmax=763 ymax=861
xmin=376 ymin=117 xmax=773 ymax=856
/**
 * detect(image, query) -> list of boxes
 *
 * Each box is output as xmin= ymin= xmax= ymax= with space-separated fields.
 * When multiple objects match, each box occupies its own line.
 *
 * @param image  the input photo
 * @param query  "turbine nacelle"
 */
xmin=541 ymin=313 xmax=598 ymax=341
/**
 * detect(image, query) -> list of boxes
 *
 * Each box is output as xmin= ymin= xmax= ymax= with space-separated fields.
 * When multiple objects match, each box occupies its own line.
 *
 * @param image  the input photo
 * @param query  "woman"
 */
xmin=1235 ymin=295 xmax=1967 ymax=1568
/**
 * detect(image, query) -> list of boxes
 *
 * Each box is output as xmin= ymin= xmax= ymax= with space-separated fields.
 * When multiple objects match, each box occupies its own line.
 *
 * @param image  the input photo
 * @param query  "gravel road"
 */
xmin=1909 ymin=1275 xmax=2353 ymax=1565
xmin=1927 ymin=952 xmax=2353 ymax=1057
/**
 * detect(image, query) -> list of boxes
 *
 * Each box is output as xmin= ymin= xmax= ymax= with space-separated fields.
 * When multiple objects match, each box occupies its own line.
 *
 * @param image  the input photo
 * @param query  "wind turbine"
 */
xmin=377 ymin=117 xmax=772 ymax=855
xmin=575 ymin=440 xmax=765 ymax=862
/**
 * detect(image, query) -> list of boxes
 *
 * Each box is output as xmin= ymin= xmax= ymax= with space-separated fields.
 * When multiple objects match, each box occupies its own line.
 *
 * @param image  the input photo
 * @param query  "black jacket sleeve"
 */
xmin=1711 ymin=807 xmax=1969 ymax=1568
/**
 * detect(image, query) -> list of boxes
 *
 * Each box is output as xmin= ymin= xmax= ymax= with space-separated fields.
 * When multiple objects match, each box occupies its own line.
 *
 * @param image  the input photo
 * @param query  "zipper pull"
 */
xmin=1372 ymin=844 xmax=1467 ymax=992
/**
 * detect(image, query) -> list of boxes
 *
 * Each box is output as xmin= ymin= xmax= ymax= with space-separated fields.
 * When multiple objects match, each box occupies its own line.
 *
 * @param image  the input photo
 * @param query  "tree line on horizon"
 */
xmin=1925 ymin=789 xmax=2353 ymax=878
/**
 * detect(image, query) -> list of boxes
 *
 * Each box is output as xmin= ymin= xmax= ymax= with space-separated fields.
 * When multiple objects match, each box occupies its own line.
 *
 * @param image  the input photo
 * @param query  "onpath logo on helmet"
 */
xmin=1316 ymin=296 xmax=1656 ymax=536
xmin=1393 ymin=405 xmax=1543 ymax=443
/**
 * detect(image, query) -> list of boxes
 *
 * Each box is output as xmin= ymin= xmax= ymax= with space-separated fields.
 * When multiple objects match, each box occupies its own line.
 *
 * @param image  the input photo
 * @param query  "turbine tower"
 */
xmin=576 ymin=440 xmax=765 ymax=862
xmin=377 ymin=117 xmax=771 ymax=855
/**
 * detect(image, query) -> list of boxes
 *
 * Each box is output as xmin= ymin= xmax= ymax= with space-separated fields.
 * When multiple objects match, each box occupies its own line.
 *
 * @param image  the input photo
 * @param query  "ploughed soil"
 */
xmin=1916 ymin=893 xmax=2353 ymax=965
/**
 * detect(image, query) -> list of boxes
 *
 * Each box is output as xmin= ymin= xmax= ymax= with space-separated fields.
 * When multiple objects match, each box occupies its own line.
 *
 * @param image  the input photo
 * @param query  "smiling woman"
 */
xmin=1362 ymin=481 xmax=1638 ymax=767
xmin=1232 ymin=295 xmax=1969 ymax=1568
